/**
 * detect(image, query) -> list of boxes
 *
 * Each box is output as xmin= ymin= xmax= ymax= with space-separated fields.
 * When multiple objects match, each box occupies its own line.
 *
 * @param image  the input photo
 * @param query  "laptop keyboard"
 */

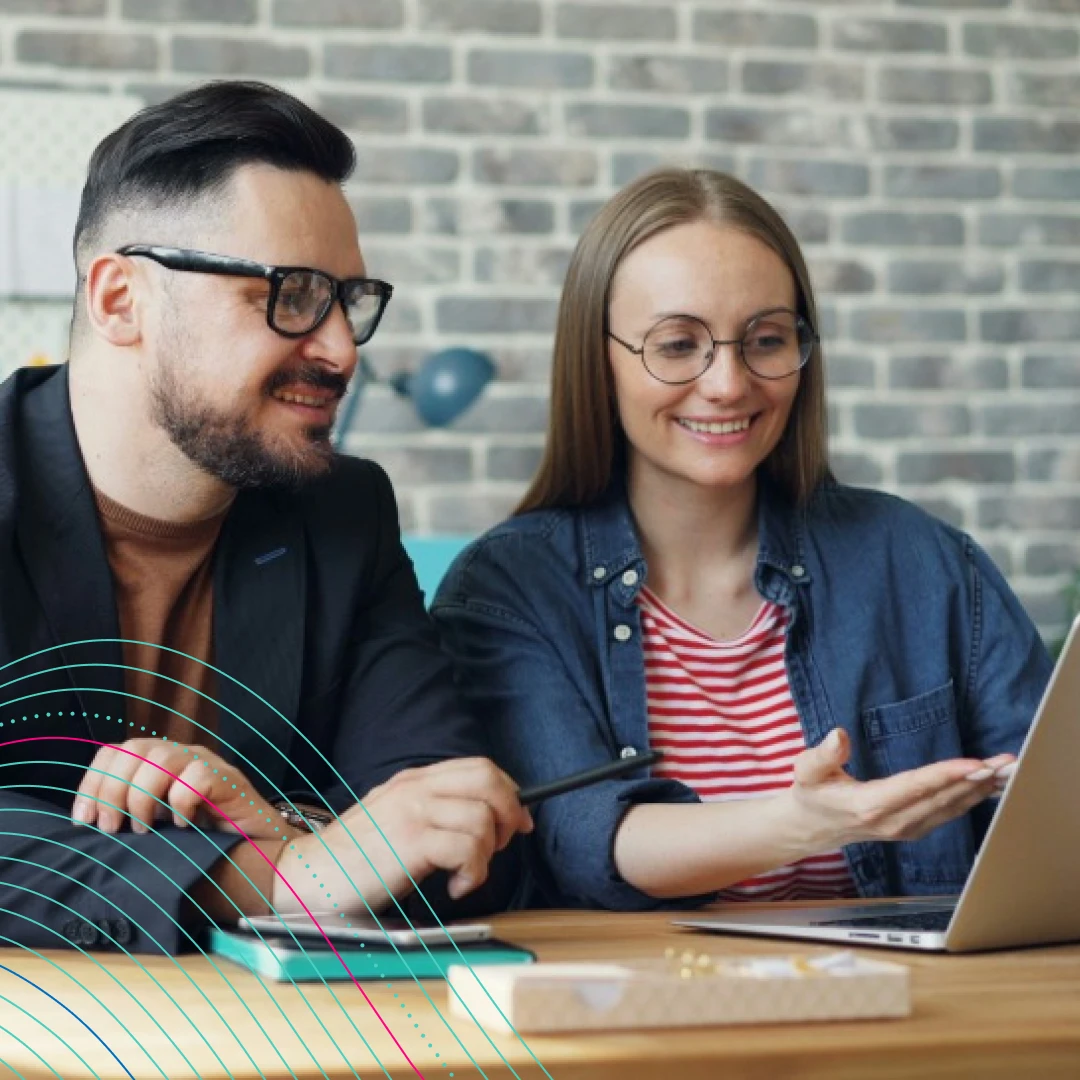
xmin=812 ymin=910 xmax=954 ymax=933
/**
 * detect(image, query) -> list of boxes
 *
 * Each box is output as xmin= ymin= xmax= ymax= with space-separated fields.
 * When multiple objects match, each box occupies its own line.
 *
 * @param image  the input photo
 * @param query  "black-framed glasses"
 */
xmin=117 ymin=245 xmax=393 ymax=346
xmin=608 ymin=308 xmax=817 ymax=384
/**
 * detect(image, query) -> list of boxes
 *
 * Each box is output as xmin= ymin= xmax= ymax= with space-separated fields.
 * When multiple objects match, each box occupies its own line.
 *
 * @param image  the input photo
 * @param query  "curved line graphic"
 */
xmin=0 ymin=964 xmax=134 ymax=1078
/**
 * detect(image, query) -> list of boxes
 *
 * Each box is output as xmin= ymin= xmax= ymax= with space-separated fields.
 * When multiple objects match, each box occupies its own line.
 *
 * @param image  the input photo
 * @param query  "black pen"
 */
xmin=517 ymin=750 xmax=663 ymax=807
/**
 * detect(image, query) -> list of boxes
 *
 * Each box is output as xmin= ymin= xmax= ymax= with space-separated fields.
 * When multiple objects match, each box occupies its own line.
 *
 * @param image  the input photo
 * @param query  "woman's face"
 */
xmin=607 ymin=219 xmax=803 ymax=502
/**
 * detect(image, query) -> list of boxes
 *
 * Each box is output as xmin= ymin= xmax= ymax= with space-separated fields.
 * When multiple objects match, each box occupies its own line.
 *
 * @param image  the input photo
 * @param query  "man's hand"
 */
xmin=781 ymin=728 xmax=1014 ymax=851
xmin=72 ymin=739 xmax=283 ymax=840
xmin=271 ymin=757 xmax=533 ymax=916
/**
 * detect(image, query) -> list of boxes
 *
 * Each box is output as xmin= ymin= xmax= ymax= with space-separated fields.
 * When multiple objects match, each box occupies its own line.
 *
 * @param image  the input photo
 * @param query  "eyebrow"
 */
xmin=649 ymin=305 xmax=796 ymax=324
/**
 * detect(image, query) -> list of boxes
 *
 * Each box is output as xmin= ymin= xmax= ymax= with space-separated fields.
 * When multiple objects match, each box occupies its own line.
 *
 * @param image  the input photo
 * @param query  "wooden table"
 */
xmin=1 ymin=907 xmax=1079 ymax=1078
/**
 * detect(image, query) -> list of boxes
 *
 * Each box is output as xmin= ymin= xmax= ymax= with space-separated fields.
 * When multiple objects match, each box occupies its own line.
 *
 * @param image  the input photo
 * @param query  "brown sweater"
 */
xmin=94 ymin=488 xmax=231 ymax=748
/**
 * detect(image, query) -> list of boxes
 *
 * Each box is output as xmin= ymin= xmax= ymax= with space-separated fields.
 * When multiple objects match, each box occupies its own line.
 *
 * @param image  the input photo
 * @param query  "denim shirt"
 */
xmin=432 ymin=478 xmax=1053 ymax=911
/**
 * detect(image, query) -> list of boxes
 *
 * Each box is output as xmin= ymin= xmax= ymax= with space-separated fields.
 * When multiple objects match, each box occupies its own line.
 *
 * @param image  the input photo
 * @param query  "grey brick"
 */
xmin=474 ymin=246 xmax=572 ymax=287
xmin=693 ymin=10 xmax=818 ymax=48
xmin=834 ymin=18 xmax=947 ymax=53
xmin=468 ymin=48 xmax=593 ymax=89
xmin=485 ymin=444 xmax=544 ymax=482
xmin=843 ymin=212 xmax=964 ymax=246
xmin=743 ymin=60 xmax=863 ymax=101
xmin=850 ymin=308 xmax=966 ymax=343
xmin=884 ymin=165 xmax=1000 ymax=200
xmin=566 ymin=102 xmax=690 ymax=140
xmin=912 ymin=497 xmax=966 ymax=529
xmin=172 ymin=36 xmax=308 ymax=76
xmin=569 ymin=199 xmax=606 ymax=233
xmin=428 ymin=492 xmax=521 ymax=533
xmin=855 ymin=403 xmax=971 ymax=439
xmin=451 ymin=392 xmax=549 ymax=434
xmin=1014 ymin=168 xmax=1080 ymax=201
xmin=325 ymin=44 xmax=451 ymax=84
xmin=125 ymin=80 xmax=195 ymax=106
xmin=879 ymin=66 xmax=992 ymax=105
xmin=1025 ymin=543 xmax=1080 ymax=578
xmin=361 ymin=245 xmax=460 ymax=285
xmin=981 ymin=309 xmax=1080 ymax=343
xmin=974 ymin=119 xmax=1080 ymax=155
xmin=18 ymin=31 xmax=157 ymax=70
xmin=370 ymin=446 xmax=473 ymax=486
xmin=474 ymin=147 xmax=596 ymax=186
xmin=1022 ymin=355 xmax=1080 ymax=389
xmin=344 ymin=387 xmax=423 ymax=435
xmin=437 ymin=297 xmax=558 ymax=334
xmin=748 ymin=159 xmax=869 ymax=197
xmin=424 ymin=197 xmax=554 ymax=236
xmin=1020 ymin=260 xmax=1080 ymax=292
xmin=353 ymin=147 xmax=458 ymax=185
xmin=486 ymin=345 xmax=555 ymax=382
xmin=888 ymin=259 xmax=1004 ymax=295
xmin=964 ymin=23 xmax=1078 ymax=59
xmin=808 ymin=258 xmax=875 ymax=293
xmin=778 ymin=206 xmax=830 ymax=245
xmin=419 ymin=0 xmax=540 ymax=34
xmin=826 ymin=353 xmax=877 ymax=388
xmin=831 ymin=451 xmax=885 ymax=486
xmin=1009 ymin=73 xmax=1080 ymax=109
xmin=273 ymin=0 xmax=402 ymax=26
xmin=424 ymin=97 xmax=543 ymax=136
xmin=897 ymin=0 xmax=1008 ymax=6
xmin=1024 ymin=0 xmax=1080 ymax=10
xmin=888 ymin=354 xmax=1008 ymax=391
xmin=978 ymin=213 xmax=1080 ymax=246
xmin=0 ymin=0 xmax=104 ymax=11
xmin=556 ymin=3 xmax=675 ymax=41
xmin=816 ymin=304 xmax=840 ymax=339
xmin=378 ymin=297 xmax=422 ymax=334
xmin=978 ymin=495 xmax=1080 ymax=530
xmin=349 ymin=196 xmax=412 ymax=235
xmin=898 ymin=451 xmax=1014 ymax=484
xmin=609 ymin=55 xmax=728 ymax=95
xmin=318 ymin=93 xmax=407 ymax=134
xmin=124 ymin=0 xmax=255 ymax=20
xmin=612 ymin=151 xmax=737 ymax=187
xmin=979 ymin=403 xmax=1080 ymax=436
xmin=706 ymin=107 xmax=855 ymax=148
xmin=1026 ymin=448 xmax=1080 ymax=481
xmin=866 ymin=117 xmax=959 ymax=151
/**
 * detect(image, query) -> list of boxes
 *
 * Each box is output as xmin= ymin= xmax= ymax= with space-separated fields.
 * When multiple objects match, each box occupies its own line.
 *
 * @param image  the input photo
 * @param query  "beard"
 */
xmin=150 ymin=355 xmax=348 ymax=491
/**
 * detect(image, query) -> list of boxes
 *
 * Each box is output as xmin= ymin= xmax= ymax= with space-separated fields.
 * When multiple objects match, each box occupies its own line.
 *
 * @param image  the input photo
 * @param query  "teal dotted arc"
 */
xmin=0 ymin=643 xmax=554 ymax=1079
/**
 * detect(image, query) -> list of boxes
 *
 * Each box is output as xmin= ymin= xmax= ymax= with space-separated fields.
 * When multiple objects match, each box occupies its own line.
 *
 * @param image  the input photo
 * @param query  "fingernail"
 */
xmin=965 ymin=768 xmax=994 ymax=781
xmin=825 ymin=730 xmax=841 ymax=750
xmin=131 ymin=821 xmax=148 ymax=835
xmin=994 ymin=762 xmax=1017 ymax=779
xmin=71 ymin=798 xmax=91 ymax=823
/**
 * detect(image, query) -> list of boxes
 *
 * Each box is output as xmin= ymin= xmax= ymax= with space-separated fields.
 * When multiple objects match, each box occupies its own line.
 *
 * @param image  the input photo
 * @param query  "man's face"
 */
xmin=145 ymin=164 xmax=364 ymax=489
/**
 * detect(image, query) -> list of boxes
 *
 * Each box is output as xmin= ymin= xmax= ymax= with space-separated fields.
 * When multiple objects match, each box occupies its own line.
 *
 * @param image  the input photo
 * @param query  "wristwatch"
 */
xmin=273 ymin=801 xmax=334 ymax=833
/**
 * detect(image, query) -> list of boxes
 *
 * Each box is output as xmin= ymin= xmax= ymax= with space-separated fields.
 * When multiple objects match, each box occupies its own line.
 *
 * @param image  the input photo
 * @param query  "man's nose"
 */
xmin=302 ymin=300 xmax=358 ymax=375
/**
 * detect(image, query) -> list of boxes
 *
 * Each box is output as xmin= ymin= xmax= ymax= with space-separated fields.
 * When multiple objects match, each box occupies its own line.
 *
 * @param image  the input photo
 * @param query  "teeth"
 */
xmin=679 ymin=417 xmax=751 ymax=435
xmin=275 ymin=391 xmax=327 ymax=407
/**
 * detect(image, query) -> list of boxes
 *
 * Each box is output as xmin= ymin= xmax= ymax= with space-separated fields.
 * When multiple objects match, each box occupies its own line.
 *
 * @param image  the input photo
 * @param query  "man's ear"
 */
xmin=84 ymin=253 xmax=143 ymax=346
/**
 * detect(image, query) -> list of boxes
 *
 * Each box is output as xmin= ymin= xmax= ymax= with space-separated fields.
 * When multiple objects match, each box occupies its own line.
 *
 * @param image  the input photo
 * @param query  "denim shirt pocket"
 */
xmin=861 ymin=680 xmax=974 ymax=889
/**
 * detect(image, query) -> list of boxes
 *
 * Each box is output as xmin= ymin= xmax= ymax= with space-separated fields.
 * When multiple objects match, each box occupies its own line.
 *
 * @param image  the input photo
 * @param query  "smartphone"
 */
xmin=236 ymin=913 xmax=493 ymax=947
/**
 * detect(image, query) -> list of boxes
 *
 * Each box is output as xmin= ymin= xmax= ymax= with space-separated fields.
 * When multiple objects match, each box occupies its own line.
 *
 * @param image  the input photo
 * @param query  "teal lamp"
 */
xmin=333 ymin=347 xmax=495 ymax=448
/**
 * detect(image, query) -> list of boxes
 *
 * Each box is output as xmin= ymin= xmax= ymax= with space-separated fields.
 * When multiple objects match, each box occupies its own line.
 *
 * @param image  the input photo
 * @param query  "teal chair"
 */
xmin=402 ymin=535 xmax=473 ymax=605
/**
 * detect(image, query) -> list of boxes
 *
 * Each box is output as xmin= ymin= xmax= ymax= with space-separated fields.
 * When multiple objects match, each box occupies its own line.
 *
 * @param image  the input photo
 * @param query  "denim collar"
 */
xmin=579 ymin=472 xmax=814 ymax=606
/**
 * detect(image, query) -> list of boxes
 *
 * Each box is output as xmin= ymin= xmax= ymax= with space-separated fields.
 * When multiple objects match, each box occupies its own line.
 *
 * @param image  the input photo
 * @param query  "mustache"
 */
xmin=265 ymin=365 xmax=349 ymax=400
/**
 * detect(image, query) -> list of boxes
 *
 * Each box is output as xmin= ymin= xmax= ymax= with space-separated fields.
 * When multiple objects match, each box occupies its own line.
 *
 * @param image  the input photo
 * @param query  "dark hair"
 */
xmin=74 ymin=80 xmax=355 ymax=264
xmin=517 ymin=168 xmax=832 ymax=513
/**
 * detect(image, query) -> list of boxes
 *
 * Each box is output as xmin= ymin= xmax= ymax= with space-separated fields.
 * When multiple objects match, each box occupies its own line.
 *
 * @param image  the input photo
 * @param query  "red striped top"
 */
xmin=638 ymin=586 xmax=856 ymax=902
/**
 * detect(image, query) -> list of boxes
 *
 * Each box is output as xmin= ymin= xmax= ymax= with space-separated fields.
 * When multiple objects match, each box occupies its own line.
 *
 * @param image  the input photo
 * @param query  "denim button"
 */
xmin=619 ymin=746 xmax=638 ymax=759
xmin=790 ymin=564 xmax=806 ymax=578
xmin=592 ymin=566 xmax=606 ymax=580
xmin=621 ymin=569 xmax=639 ymax=587
xmin=614 ymin=624 xmax=632 ymax=642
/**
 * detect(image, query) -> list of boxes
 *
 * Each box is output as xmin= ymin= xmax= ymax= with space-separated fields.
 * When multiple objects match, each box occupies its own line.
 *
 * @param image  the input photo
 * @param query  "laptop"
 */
xmin=673 ymin=613 xmax=1080 ymax=953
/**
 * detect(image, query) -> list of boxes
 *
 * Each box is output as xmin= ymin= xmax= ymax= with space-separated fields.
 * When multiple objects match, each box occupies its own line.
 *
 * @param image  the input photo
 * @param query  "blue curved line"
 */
xmin=0 ymin=963 xmax=133 ymax=1078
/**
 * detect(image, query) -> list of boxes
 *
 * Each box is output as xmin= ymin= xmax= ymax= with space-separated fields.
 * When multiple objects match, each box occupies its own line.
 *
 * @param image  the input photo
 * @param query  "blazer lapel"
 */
xmin=14 ymin=367 xmax=124 ymax=747
xmin=212 ymin=489 xmax=305 ymax=798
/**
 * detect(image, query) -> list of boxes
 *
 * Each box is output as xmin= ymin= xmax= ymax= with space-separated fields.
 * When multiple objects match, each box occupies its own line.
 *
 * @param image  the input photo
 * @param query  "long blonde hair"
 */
xmin=517 ymin=168 xmax=831 ymax=514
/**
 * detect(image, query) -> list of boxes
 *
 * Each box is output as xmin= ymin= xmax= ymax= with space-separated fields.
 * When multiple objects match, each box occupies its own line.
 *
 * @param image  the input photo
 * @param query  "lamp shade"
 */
xmin=392 ymin=347 xmax=495 ymax=428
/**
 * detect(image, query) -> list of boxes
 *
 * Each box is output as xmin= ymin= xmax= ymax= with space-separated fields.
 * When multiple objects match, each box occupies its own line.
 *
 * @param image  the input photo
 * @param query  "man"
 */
xmin=0 ymin=81 xmax=531 ymax=954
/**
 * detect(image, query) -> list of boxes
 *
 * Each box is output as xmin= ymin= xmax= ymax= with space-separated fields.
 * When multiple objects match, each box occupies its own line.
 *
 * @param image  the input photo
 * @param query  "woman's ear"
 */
xmin=83 ymin=253 xmax=143 ymax=347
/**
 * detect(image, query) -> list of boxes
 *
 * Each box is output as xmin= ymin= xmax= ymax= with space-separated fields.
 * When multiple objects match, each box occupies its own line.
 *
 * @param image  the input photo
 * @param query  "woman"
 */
xmin=431 ymin=169 xmax=1052 ymax=910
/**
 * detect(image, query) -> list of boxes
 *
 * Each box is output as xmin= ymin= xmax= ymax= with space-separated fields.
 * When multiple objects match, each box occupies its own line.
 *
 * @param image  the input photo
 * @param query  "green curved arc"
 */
xmin=0 ymin=1024 xmax=65 ymax=1080
xmin=0 ymin=1052 xmax=30 ymax=1079
xmin=0 ymin=991 xmax=103 ymax=1079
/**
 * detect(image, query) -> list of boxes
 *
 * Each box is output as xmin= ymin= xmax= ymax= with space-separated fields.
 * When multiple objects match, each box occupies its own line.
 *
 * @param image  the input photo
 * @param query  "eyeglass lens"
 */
xmin=642 ymin=311 xmax=813 ymax=383
xmin=271 ymin=271 xmax=384 ymax=344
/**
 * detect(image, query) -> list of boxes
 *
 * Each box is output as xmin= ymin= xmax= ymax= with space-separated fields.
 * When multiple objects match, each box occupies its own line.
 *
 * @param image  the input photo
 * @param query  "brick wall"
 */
xmin=0 ymin=0 xmax=1077 ymax=638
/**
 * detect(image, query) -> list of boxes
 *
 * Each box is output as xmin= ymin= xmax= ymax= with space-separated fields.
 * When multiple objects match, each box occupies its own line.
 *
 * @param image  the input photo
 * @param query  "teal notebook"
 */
xmin=210 ymin=928 xmax=535 ymax=982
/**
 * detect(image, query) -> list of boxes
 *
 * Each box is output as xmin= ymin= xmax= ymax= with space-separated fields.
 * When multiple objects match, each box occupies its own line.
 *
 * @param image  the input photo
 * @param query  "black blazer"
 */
xmin=0 ymin=365 xmax=498 ymax=953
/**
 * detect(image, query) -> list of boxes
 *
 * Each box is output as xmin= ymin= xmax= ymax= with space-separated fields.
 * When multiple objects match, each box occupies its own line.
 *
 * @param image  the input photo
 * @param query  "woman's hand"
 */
xmin=782 ymin=728 xmax=1014 ymax=851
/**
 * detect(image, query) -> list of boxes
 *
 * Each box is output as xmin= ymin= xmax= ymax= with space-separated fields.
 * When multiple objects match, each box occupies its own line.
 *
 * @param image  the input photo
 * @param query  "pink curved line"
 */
xmin=5 ymin=735 xmax=425 ymax=1079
